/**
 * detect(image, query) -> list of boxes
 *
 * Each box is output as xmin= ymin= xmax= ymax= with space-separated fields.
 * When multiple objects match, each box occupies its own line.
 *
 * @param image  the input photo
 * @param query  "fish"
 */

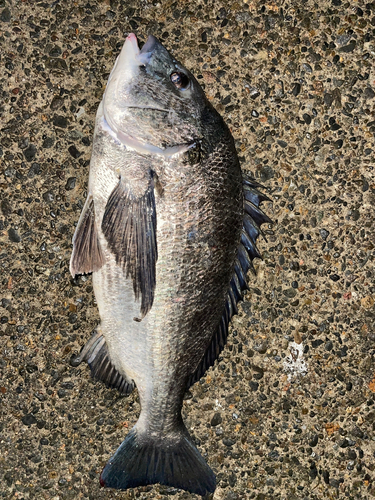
xmin=69 ymin=33 xmax=271 ymax=496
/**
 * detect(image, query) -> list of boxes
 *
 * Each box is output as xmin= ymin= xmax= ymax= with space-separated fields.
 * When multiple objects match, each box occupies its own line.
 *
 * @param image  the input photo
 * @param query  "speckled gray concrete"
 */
xmin=1 ymin=0 xmax=375 ymax=499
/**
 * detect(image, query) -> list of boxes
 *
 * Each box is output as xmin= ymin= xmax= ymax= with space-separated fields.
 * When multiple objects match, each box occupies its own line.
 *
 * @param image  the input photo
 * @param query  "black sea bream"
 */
xmin=70 ymin=33 xmax=271 ymax=496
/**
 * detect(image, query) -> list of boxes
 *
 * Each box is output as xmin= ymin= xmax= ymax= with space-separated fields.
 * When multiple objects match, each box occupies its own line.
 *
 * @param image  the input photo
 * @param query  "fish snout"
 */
xmin=117 ymin=33 xmax=160 ymax=70
xmin=137 ymin=34 xmax=159 ymax=66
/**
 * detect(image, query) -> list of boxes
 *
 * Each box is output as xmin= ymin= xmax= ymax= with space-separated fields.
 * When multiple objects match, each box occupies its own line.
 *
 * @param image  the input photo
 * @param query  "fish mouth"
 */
xmin=116 ymin=32 xmax=156 ymax=68
xmin=138 ymin=34 xmax=158 ymax=65
xmin=103 ymin=34 xmax=190 ymax=158
xmin=118 ymin=32 xmax=158 ymax=67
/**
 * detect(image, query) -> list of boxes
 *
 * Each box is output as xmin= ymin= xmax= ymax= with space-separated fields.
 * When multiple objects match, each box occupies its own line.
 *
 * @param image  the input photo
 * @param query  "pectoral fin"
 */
xmin=70 ymin=195 xmax=105 ymax=277
xmin=101 ymin=174 xmax=157 ymax=317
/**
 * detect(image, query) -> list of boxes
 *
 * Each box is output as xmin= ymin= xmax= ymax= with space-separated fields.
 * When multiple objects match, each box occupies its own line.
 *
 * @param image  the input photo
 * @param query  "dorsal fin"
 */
xmin=187 ymin=175 xmax=271 ymax=388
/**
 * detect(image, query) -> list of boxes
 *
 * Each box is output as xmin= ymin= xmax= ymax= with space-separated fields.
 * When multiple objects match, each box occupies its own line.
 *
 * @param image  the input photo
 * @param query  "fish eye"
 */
xmin=170 ymin=72 xmax=190 ymax=90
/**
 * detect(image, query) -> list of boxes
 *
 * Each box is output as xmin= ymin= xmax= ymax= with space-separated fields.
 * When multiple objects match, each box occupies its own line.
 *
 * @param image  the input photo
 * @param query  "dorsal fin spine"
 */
xmin=228 ymin=287 xmax=238 ymax=315
xmin=186 ymin=176 xmax=272 ymax=389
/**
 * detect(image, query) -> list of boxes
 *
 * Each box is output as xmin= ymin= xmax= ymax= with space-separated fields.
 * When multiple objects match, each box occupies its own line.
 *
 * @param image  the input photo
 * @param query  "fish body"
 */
xmin=70 ymin=34 xmax=271 ymax=496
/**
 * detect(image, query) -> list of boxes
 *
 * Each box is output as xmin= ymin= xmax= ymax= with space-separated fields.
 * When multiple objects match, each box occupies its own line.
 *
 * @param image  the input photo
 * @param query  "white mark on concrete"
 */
xmin=283 ymin=341 xmax=308 ymax=381
xmin=75 ymin=107 xmax=85 ymax=119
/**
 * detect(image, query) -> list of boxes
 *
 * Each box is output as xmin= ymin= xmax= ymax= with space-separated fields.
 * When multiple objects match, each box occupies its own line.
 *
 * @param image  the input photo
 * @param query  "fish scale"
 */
xmin=70 ymin=33 xmax=271 ymax=497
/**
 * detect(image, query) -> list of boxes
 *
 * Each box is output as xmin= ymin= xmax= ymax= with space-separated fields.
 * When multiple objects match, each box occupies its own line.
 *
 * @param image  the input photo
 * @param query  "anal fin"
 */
xmin=71 ymin=330 xmax=134 ymax=395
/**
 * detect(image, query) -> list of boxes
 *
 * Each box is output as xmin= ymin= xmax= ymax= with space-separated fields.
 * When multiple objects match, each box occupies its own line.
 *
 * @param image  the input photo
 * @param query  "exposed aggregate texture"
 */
xmin=0 ymin=0 xmax=375 ymax=499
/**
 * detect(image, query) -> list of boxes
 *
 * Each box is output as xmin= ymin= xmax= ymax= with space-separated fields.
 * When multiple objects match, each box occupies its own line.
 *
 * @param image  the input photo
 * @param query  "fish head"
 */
xmin=102 ymin=33 xmax=215 ymax=156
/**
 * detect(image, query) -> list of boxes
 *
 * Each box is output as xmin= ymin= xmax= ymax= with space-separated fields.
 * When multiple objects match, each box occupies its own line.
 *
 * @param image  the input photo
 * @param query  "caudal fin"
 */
xmin=100 ymin=425 xmax=216 ymax=496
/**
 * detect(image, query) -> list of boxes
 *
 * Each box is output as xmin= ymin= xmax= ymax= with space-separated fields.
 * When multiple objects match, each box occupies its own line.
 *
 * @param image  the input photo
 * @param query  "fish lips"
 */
xmin=123 ymin=33 xmax=156 ymax=67
xmin=138 ymin=34 xmax=159 ymax=65
xmin=111 ymin=33 xmax=163 ymax=81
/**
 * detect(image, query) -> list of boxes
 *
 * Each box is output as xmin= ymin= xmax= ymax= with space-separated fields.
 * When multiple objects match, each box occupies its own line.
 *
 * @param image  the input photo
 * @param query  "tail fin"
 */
xmin=100 ymin=425 xmax=216 ymax=496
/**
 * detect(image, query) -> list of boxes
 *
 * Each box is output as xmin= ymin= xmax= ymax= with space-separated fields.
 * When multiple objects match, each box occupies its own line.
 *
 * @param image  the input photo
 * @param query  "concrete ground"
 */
xmin=1 ymin=0 xmax=374 ymax=499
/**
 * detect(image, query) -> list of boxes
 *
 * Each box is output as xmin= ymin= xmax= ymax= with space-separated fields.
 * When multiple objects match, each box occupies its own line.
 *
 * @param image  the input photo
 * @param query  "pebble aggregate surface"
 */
xmin=1 ymin=0 xmax=375 ymax=499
